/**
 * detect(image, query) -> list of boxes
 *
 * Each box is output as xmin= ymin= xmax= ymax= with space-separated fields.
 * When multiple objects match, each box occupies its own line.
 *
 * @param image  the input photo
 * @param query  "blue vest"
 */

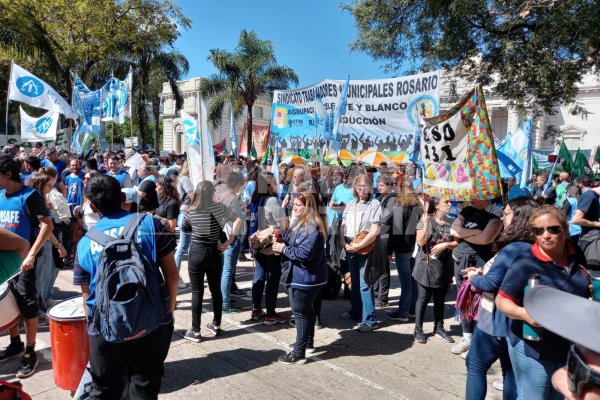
xmin=109 ymin=170 xmax=128 ymax=186
xmin=0 ymin=186 xmax=36 ymax=241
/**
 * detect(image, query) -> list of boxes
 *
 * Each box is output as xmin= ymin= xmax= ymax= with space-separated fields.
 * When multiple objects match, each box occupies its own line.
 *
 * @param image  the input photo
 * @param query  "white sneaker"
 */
xmin=178 ymin=277 xmax=187 ymax=289
xmin=451 ymin=340 xmax=470 ymax=355
xmin=492 ymin=380 xmax=503 ymax=391
xmin=461 ymin=350 xmax=469 ymax=359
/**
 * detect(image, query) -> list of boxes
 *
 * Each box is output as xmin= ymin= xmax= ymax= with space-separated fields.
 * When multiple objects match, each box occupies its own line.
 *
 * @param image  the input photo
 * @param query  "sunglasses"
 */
xmin=567 ymin=345 xmax=600 ymax=396
xmin=532 ymin=225 xmax=562 ymax=236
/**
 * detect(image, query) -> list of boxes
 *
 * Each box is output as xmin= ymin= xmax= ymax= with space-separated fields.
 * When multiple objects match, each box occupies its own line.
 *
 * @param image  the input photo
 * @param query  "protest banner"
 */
xmin=271 ymin=71 xmax=440 ymax=153
xmin=101 ymin=68 xmax=133 ymax=124
xmin=420 ymin=85 xmax=502 ymax=201
xmin=239 ymin=122 xmax=270 ymax=157
xmin=19 ymin=106 xmax=59 ymax=142
xmin=496 ymin=118 xmax=532 ymax=187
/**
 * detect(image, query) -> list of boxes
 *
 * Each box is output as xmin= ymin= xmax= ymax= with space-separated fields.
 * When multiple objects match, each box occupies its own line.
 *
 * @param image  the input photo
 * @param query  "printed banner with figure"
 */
xmin=271 ymin=71 xmax=440 ymax=151
xmin=20 ymin=106 xmax=59 ymax=142
xmin=239 ymin=122 xmax=270 ymax=157
xmin=9 ymin=62 xmax=77 ymax=120
xmin=101 ymin=68 xmax=133 ymax=123
xmin=420 ymin=85 xmax=502 ymax=200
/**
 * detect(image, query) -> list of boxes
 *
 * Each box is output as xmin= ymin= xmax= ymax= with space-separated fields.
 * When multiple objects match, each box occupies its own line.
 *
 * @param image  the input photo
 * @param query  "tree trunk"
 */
xmin=152 ymin=97 xmax=160 ymax=151
xmin=247 ymin=103 xmax=253 ymax=156
xmin=138 ymin=88 xmax=146 ymax=149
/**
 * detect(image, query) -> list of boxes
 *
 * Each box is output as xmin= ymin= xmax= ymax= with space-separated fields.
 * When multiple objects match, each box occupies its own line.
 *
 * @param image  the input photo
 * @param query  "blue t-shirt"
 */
xmin=577 ymin=189 xmax=599 ymax=237
xmin=507 ymin=185 xmax=531 ymax=200
xmin=0 ymin=186 xmax=49 ymax=242
xmin=64 ymin=174 xmax=84 ymax=211
xmin=74 ymin=212 xmax=176 ymax=317
xmin=328 ymin=183 xmax=355 ymax=226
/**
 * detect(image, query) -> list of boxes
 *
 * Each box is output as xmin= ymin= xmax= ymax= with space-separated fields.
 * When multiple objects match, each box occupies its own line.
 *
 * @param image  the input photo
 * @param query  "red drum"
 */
xmin=48 ymin=297 xmax=89 ymax=391
xmin=0 ymin=283 xmax=20 ymax=333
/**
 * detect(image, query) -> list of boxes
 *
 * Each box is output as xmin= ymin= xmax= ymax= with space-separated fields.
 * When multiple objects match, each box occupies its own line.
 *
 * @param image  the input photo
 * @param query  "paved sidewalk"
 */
xmin=0 ymin=257 xmax=503 ymax=399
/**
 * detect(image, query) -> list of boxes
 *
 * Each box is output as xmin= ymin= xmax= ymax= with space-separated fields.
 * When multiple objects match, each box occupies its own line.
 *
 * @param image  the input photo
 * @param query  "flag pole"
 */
xmin=5 ymin=60 xmax=13 ymax=140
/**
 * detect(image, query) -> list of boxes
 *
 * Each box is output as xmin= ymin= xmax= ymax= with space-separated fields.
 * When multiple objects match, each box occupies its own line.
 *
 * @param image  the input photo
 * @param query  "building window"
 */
xmin=254 ymin=106 xmax=263 ymax=119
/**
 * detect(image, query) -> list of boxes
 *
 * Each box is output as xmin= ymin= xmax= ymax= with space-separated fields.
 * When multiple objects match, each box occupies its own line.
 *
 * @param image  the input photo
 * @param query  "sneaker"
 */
xmin=206 ymin=322 xmax=223 ymax=336
xmin=433 ymin=325 xmax=455 ymax=343
xmin=288 ymin=342 xmax=315 ymax=354
xmin=414 ymin=327 xmax=427 ymax=344
xmin=278 ymin=352 xmax=307 ymax=365
xmin=251 ymin=309 xmax=265 ymax=321
xmin=222 ymin=305 xmax=242 ymax=314
xmin=289 ymin=317 xmax=295 ymax=327
xmin=492 ymin=380 xmax=504 ymax=391
xmin=385 ymin=311 xmax=409 ymax=322
xmin=0 ymin=341 xmax=25 ymax=363
xmin=315 ymin=317 xmax=322 ymax=329
xmin=356 ymin=323 xmax=378 ymax=332
xmin=462 ymin=350 xmax=469 ymax=360
xmin=178 ymin=277 xmax=187 ymax=289
xmin=238 ymin=254 xmax=250 ymax=262
xmin=264 ymin=313 xmax=288 ymax=325
xmin=339 ymin=311 xmax=359 ymax=321
xmin=451 ymin=340 xmax=470 ymax=355
xmin=230 ymin=288 xmax=247 ymax=297
xmin=16 ymin=351 xmax=38 ymax=379
xmin=375 ymin=299 xmax=388 ymax=308
xmin=183 ymin=329 xmax=201 ymax=343
xmin=408 ymin=313 xmax=416 ymax=319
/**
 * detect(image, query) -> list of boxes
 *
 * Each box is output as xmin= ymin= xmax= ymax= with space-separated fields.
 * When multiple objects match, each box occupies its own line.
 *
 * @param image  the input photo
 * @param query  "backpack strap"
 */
xmin=85 ymin=227 xmax=114 ymax=246
xmin=122 ymin=213 xmax=146 ymax=240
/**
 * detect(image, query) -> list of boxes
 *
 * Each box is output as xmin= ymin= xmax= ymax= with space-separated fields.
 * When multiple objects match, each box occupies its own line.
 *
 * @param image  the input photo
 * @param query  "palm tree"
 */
xmin=199 ymin=29 xmax=298 ymax=155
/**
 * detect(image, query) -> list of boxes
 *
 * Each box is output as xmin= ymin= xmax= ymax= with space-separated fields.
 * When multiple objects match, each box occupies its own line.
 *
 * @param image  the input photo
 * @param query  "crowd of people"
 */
xmin=0 ymin=140 xmax=599 ymax=399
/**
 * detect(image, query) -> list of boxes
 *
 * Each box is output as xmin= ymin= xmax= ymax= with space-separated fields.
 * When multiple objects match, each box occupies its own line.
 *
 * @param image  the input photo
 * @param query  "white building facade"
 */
xmin=160 ymin=74 xmax=600 ymax=154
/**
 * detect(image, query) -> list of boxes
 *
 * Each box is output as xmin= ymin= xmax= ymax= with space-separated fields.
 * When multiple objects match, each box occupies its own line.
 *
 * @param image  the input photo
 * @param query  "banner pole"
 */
xmin=5 ymin=60 xmax=13 ymax=140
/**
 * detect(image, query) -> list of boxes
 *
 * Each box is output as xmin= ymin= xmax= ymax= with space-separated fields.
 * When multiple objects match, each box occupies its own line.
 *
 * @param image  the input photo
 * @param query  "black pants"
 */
xmin=414 ymin=282 xmax=448 ymax=329
xmin=289 ymin=286 xmax=319 ymax=357
xmin=188 ymin=243 xmax=223 ymax=331
xmin=88 ymin=323 xmax=173 ymax=400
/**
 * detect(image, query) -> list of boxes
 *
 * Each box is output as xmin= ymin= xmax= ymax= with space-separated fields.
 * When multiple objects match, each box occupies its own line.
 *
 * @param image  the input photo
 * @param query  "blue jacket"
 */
xmin=471 ymin=241 xmax=531 ymax=338
xmin=281 ymin=221 xmax=328 ymax=289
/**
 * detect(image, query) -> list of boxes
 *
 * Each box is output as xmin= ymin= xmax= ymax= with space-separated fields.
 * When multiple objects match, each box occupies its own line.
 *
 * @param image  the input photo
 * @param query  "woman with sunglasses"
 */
xmin=496 ymin=205 xmax=591 ymax=400
xmin=272 ymin=192 xmax=328 ymax=364
xmin=464 ymin=197 xmax=539 ymax=400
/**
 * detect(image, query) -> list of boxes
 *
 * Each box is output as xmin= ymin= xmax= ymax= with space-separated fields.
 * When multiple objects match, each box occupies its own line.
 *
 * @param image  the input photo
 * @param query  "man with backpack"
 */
xmin=74 ymin=175 xmax=179 ymax=399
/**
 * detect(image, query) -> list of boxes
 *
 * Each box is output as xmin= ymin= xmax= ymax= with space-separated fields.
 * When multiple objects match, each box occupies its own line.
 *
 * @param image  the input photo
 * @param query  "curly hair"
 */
xmin=395 ymin=179 xmax=420 ymax=207
xmin=493 ymin=197 xmax=539 ymax=252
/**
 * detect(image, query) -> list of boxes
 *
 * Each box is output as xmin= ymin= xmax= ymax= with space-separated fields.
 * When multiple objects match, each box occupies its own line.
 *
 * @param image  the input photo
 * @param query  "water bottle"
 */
xmin=523 ymin=274 xmax=543 ymax=341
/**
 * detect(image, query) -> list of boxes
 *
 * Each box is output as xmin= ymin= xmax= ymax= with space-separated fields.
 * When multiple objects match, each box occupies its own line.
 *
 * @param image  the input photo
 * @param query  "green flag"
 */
xmin=559 ymin=141 xmax=574 ymax=173
xmin=532 ymin=157 xmax=540 ymax=174
xmin=594 ymin=146 xmax=600 ymax=165
xmin=250 ymin=144 xmax=257 ymax=159
xmin=260 ymin=143 xmax=272 ymax=165
xmin=573 ymin=148 xmax=592 ymax=177
xmin=223 ymin=146 xmax=229 ymax=156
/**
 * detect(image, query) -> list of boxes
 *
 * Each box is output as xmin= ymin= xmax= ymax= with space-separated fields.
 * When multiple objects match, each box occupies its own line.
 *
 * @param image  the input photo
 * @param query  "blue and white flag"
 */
xmin=9 ymin=62 xmax=77 ymax=120
xmin=496 ymin=118 xmax=532 ymax=187
xmin=72 ymin=72 xmax=101 ymax=135
xmin=272 ymin=141 xmax=280 ymax=187
xmin=181 ymin=109 xmax=199 ymax=145
xmin=314 ymin=94 xmax=331 ymax=141
xmin=181 ymin=107 xmax=202 ymax=187
xmin=19 ymin=106 xmax=59 ymax=142
xmin=101 ymin=68 xmax=133 ymax=123
xmin=330 ymin=76 xmax=350 ymax=153
xmin=229 ymin=102 xmax=237 ymax=155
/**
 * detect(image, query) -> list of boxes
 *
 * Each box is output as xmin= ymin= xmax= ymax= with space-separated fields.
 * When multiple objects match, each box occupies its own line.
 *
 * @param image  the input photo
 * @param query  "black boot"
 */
xmin=433 ymin=322 xmax=455 ymax=343
xmin=414 ymin=326 xmax=427 ymax=344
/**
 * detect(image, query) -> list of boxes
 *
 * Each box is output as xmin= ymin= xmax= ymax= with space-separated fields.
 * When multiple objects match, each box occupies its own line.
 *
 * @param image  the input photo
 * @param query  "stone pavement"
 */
xmin=0 ymin=256 xmax=503 ymax=399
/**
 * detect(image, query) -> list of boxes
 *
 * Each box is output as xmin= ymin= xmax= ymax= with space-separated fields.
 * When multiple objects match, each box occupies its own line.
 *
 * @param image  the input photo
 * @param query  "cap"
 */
xmin=524 ymin=285 xmax=600 ymax=353
xmin=121 ymin=188 xmax=140 ymax=204
xmin=125 ymin=148 xmax=135 ymax=159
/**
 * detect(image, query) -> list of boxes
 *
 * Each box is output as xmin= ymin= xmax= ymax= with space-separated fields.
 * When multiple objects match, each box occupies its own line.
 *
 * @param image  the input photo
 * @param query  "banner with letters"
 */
xmin=20 ymin=106 xmax=59 ymax=142
xmin=9 ymin=62 xmax=77 ymax=120
xmin=420 ymin=85 xmax=502 ymax=201
xmin=271 ymin=71 xmax=440 ymax=151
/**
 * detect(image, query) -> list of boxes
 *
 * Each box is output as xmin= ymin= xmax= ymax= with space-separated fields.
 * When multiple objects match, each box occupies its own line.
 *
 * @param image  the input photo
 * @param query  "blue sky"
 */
xmin=173 ymin=0 xmax=391 ymax=87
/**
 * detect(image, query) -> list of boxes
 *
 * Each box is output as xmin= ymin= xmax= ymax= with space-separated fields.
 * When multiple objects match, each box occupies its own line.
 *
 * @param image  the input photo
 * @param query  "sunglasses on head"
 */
xmin=532 ymin=225 xmax=562 ymax=236
xmin=567 ymin=345 xmax=600 ymax=396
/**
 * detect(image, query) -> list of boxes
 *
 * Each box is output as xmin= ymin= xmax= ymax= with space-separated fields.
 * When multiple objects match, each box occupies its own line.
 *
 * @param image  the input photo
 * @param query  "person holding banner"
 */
xmin=340 ymin=174 xmax=382 ymax=331
xmin=450 ymin=200 xmax=503 ymax=356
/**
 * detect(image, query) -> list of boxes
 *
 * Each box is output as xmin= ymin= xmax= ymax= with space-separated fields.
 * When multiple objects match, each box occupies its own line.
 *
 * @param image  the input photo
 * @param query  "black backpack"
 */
xmin=85 ymin=213 xmax=169 ymax=343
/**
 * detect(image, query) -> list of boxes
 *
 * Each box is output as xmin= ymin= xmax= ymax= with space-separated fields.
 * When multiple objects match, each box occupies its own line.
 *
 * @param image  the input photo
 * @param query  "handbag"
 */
xmin=351 ymin=201 xmax=376 ymax=256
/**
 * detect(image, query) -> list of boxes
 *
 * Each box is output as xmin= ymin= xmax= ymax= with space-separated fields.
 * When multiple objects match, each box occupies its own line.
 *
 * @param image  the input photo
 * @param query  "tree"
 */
xmin=199 ymin=30 xmax=298 ymax=155
xmin=343 ymin=0 xmax=600 ymax=113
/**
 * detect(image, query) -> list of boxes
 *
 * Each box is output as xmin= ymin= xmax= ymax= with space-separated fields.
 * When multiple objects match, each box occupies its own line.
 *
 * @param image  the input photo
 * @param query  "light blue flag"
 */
xmin=180 ymin=109 xmax=199 ymax=145
xmin=330 ymin=76 xmax=350 ymax=153
xmin=496 ymin=119 xmax=532 ymax=187
xmin=314 ymin=94 xmax=331 ymax=140
xmin=229 ymin=102 xmax=237 ymax=155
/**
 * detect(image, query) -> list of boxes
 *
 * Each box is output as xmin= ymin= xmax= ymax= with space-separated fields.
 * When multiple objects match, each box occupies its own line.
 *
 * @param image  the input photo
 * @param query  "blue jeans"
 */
xmin=221 ymin=238 xmax=241 ymax=307
xmin=348 ymin=252 xmax=377 ymax=326
xmin=507 ymin=339 xmax=563 ymax=400
xmin=394 ymin=251 xmax=416 ymax=316
xmin=175 ymin=212 xmax=192 ymax=271
xmin=466 ymin=327 xmax=517 ymax=400
xmin=252 ymin=253 xmax=282 ymax=314
xmin=35 ymin=241 xmax=58 ymax=307
xmin=289 ymin=286 xmax=319 ymax=357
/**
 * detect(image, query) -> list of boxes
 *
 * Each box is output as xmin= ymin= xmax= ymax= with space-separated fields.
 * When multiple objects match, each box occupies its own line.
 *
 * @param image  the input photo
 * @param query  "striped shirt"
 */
xmin=182 ymin=202 xmax=237 ymax=245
